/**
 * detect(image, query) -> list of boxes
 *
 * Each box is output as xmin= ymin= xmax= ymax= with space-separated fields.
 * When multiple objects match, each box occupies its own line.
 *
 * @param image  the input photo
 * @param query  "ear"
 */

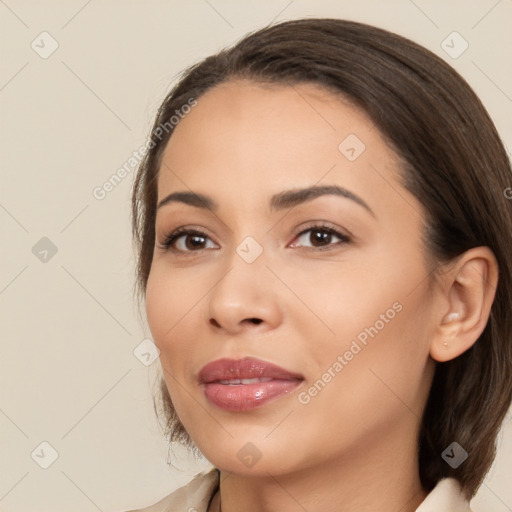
xmin=430 ymin=246 xmax=499 ymax=362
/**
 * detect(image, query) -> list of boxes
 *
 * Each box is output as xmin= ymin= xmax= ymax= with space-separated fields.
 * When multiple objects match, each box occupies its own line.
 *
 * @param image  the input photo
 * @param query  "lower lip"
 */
xmin=203 ymin=380 xmax=302 ymax=411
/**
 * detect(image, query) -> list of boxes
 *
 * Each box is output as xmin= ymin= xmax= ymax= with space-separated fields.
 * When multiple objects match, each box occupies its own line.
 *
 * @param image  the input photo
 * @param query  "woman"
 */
xmin=127 ymin=18 xmax=512 ymax=512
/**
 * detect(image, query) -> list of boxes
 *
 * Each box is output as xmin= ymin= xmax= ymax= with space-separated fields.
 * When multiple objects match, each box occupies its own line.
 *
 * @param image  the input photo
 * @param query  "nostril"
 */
xmin=209 ymin=317 xmax=263 ymax=328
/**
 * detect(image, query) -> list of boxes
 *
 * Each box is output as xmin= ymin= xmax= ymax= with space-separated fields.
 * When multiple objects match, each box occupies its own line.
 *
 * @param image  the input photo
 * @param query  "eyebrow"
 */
xmin=157 ymin=184 xmax=375 ymax=218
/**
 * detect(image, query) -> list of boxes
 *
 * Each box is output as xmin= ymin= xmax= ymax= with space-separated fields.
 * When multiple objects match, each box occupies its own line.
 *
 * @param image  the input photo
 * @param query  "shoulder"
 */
xmin=123 ymin=468 xmax=220 ymax=512
xmin=415 ymin=478 xmax=472 ymax=512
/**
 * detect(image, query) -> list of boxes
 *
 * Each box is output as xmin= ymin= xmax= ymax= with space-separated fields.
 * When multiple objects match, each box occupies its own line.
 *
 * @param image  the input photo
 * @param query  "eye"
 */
xmin=159 ymin=228 xmax=217 ymax=253
xmin=289 ymin=223 xmax=351 ymax=250
xmin=158 ymin=223 xmax=351 ymax=255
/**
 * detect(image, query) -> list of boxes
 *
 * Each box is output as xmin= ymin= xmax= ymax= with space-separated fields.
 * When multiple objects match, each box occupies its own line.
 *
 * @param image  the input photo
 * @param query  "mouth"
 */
xmin=199 ymin=357 xmax=304 ymax=412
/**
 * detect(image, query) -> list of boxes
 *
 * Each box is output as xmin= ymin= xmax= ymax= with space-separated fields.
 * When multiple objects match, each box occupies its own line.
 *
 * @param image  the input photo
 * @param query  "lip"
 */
xmin=199 ymin=357 xmax=304 ymax=412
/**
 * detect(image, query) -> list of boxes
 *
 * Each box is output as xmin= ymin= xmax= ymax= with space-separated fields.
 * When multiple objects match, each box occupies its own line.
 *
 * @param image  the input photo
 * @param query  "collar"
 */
xmin=124 ymin=469 xmax=472 ymax=511
xmin=208 ymin=472 xmax=471 ymax=512
xmin=415 ymin=477 xmax=472 ymax=511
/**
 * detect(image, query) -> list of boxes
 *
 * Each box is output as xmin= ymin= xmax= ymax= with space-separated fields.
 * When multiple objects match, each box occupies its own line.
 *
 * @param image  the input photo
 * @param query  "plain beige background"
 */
xmin=1 ymin=1 xmax=511 ymax=511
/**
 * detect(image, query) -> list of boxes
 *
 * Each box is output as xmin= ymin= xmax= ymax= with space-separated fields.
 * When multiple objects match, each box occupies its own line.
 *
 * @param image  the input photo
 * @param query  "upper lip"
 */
xmin=199 ymin=357 xmax=304 ymax=384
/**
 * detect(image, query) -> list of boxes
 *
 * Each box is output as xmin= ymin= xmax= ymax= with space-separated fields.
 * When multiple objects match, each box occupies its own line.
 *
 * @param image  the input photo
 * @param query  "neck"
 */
xmin=214 ymin=423 xmax=428 ymax=512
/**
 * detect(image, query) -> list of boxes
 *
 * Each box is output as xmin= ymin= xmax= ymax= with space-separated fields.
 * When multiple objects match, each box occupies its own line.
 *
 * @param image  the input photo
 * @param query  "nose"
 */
xmin=207 ymin=256 xmax=283 ymax=335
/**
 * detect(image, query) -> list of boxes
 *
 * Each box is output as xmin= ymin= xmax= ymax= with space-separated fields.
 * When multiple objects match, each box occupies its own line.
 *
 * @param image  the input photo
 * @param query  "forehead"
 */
xmin=162 ymin=80 xmax=378 ymax=167
xmin=156 ymin=80 xmax=412 ymax=219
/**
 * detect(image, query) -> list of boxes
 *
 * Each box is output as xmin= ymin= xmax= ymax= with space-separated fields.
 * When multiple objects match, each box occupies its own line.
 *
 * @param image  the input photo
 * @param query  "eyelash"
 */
xmin=158 ymin=223 xmax=352 ymax=255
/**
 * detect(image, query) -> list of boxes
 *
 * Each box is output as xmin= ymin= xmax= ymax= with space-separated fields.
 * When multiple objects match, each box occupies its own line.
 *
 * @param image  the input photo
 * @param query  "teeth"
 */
xmin=217 ymin=377 xmax=273 ymax=385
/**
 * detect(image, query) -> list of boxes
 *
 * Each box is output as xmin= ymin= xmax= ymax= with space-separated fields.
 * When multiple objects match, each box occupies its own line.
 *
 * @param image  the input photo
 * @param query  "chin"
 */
xmin=208 ymin=453 xmax=294 ymax=477
xmin=191 ymin=430 xmax=305 ymax=476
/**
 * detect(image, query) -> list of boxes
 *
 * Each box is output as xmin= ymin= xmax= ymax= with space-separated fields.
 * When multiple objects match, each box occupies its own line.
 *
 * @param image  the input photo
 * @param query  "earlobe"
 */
xmin=429 ymin=247 xmax=498 ymax=363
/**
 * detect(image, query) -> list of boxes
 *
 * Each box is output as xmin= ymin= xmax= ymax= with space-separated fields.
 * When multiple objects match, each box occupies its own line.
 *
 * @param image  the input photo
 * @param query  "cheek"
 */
xmin=309 ymin=274 xmax=433 ymax=424
xmin=145 ymin=264 xmax=210 ymax=378
xmin=145 ymin=270 xmax=169 ymax=347
xmin=300 ymin=243 xmax=433 ymax=381
xmin=145 ymin=268 xmax=188 ymax=365
xmin=291 ymin=256 xmax=403 ymax=344
xmin=145 ymin=270 xmax=197 ymax=408
xmin=293 ymin=293 xmax=433 ymax=455
xmin=146 ymin=265 xmax=196 ymax=341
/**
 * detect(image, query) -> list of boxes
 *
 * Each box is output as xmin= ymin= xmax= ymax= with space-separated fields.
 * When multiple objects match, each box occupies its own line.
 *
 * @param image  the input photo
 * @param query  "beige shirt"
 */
xmin=125 ymin=468 xmax=472 ymax=512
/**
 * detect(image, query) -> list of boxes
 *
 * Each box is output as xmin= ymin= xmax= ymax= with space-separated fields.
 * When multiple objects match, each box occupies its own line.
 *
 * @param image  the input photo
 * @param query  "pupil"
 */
xmin=312 ymin=230 xmax=330 ymax=246
xmin=188 ymin=235 xmax=205 ymax=249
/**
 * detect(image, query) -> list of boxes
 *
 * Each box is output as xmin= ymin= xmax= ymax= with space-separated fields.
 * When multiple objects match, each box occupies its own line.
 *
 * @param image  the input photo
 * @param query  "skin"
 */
xmin=145 ymin=80 xmax=498 ymax=512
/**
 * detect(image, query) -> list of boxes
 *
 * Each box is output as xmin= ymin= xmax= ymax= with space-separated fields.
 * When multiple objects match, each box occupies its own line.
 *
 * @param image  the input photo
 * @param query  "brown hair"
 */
xmin=131 ymin=18 xmax=512 ymax=498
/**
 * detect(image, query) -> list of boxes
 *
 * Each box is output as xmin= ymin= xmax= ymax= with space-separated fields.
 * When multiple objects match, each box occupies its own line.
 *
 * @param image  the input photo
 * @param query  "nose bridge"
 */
xmin=206 ymin=233 xmax=280 ymax=332
xmin=235 ymin=234 xmax=265 ymax=266
xmin=215 ymin=235 xmax=269 ymax=305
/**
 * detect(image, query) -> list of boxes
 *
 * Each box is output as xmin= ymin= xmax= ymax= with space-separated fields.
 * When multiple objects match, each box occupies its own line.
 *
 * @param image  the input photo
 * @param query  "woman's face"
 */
xmin=146 ymin=80 xmax=439 ymax=475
